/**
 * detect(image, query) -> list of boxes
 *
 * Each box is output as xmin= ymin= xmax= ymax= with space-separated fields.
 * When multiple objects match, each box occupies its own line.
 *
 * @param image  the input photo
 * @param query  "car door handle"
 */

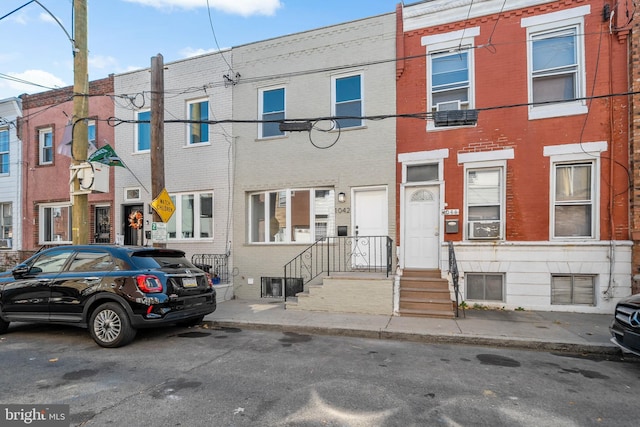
xmin=37 ymin=279 xmax=51 ymax=283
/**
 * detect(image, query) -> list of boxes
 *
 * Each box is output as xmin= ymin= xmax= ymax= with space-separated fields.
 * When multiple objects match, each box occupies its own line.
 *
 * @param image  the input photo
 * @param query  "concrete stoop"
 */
xmin=399 ymin=269 xmax=455 ymax=319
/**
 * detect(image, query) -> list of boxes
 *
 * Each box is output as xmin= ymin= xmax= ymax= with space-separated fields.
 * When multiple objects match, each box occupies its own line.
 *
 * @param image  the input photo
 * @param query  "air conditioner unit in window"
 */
xmin=436 ymin=100 xmax=461 ymax=111
xmin=433 ymin=109 xmax=479 ymax=127
xmin=468 ymin=221 xmax=500 ymax=239
xmin=0 ymin=238 xmax=12 ymax=248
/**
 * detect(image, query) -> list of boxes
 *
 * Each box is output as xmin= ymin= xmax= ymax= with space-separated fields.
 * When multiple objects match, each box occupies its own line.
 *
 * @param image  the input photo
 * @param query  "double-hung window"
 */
xmin=249 ymin=189 xmax=335 ymax=243
xmin=431 ymin=51 xmax=470 ymax=111
xmin=0 ymin=128 xmax=8 ymax=174
xmin=40 ymin=204 xmax=72 ymax=244
xmin=522 ymin=5 xmax=588 ymax=119
xmin=553 ymin=162 xmax=594 ymax=238
xmin=333 ymin=74 xmax=362 ymax=129
xmin=466 ymin=167 xmax=503 ymax=240
xmin=188 ymin=99 xmax=209 ymax=144
xmin=0 ymin=203 xmax=11 ymax=248
xmin=88 ymin=120 xmax=96 ymax=154
xmin=136 ymin=110 xmax=150 ymax=152
xmin=167 ymin=191 xmax=213 ymax=239
xmin=39 ymin=127 xmax=53 ymax=165
xmin=259 ymin=87 xmax=285 ymax=138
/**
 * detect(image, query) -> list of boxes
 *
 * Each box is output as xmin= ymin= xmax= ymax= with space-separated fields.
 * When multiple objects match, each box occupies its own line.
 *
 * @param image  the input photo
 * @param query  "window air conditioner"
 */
xmin=0 ymin=238 xmax=12 ymax=248
xmin=436 ymin=100 xmax=461 ymax=111
xmin=468 ymin=221 xmax=500 ymax=239
xmin=433 ymin=107 xmax=479 ymax=127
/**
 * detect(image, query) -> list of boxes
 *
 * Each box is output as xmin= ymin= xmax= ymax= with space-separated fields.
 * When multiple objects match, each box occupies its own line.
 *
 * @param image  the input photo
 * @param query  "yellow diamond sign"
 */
xmin=151 ymin=188 xmax=175 ymax=223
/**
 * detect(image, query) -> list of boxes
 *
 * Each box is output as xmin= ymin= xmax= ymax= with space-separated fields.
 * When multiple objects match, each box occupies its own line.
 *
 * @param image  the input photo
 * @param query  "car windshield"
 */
xmin=131 ymin=251 xmax=197 ymax=270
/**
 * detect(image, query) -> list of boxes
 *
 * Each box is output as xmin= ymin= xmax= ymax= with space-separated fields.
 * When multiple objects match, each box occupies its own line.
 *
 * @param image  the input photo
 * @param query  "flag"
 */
xmin=88 ymin=144 xmax=124 ymax=167
xmin=57 ymin=120 xmax=73 ymax=157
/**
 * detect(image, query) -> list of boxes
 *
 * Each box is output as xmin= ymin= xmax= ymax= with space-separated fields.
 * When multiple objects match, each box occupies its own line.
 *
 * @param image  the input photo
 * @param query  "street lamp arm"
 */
xmin=1 ymin=0 xmax=75 ymax=51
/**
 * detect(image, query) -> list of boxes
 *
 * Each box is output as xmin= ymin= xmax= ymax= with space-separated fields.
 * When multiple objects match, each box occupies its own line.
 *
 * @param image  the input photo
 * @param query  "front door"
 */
xmin=353 ymin=188 xmax=388 ymax=267
xmin=403 ymin=186 xmax=440 ymax=269
xmin=123 ymin=205 xmax=144 ymax=246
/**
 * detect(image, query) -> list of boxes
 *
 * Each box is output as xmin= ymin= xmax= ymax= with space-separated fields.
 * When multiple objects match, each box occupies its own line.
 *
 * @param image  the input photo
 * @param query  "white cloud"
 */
xmin=1 ymin=70 xmax=67 ymax=96
xmin=179 ymin=47 xmax=222 ymax=58
xmin=89 ymin=55 xmax=119 ymax=70
xmin=39 ymin=12 xmax=57 ymax=24
xmin=122 ymin=0 xmax=282 ymax=16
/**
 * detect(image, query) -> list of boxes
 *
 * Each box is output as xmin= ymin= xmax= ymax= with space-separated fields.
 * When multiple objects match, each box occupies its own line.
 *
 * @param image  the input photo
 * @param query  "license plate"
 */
xmin=183 ymin=277 xmax=197 ymax=288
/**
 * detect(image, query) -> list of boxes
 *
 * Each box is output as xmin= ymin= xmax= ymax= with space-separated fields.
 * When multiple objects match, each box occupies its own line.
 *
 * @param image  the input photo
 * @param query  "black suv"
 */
xmin=0 ymin=245 xmax=216 ymax=347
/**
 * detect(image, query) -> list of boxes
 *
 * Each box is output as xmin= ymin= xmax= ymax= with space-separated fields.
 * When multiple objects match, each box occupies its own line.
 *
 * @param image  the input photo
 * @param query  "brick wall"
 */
xmin=631 ymin=12 xmax=640 ymax=293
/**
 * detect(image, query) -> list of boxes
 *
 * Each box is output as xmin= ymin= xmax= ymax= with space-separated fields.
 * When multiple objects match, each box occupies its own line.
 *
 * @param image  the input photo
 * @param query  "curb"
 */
xmin=207 ymin=320 xmax=620 ymax=356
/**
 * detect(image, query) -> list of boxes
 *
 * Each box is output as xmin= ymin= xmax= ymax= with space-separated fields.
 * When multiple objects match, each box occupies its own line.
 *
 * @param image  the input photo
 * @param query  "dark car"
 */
xmin=610 ymin=294 xmax=640 ymax=356
xmin=0 ymin=245 xmax=216 ymax=348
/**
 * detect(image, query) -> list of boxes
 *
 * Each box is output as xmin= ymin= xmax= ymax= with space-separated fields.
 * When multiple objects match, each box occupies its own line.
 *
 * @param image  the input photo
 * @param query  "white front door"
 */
xmin=403 ymin=186 xmax=440 ymax=269
xmin=353 ymin=188 xmax=388 ymax=267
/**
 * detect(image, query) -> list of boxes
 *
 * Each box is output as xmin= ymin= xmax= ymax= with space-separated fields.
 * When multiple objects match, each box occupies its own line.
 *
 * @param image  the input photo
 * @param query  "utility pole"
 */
xmin=150 ymin=54 xmax=166 ymax=248
xmin=71 ymin=0 xmax=88 ymax=244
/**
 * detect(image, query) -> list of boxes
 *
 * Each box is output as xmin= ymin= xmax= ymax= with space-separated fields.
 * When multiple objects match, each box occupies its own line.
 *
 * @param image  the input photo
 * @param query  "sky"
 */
xmin=0 ymin=0 xmax=403 ymax=100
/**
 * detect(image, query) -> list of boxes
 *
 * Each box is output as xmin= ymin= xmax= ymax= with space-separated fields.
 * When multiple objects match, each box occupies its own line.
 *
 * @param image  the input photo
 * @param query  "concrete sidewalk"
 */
xmin=204 ymin=299 xmax=620 ymax=355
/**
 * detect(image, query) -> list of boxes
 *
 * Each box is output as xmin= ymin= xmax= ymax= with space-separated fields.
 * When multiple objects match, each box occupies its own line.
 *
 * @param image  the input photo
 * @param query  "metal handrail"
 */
xmin=448 ymin=241 xmax=464 ymax=318
xmin=284 ymin=235 xmax=393 ymax=300
xmin=191 ymin=253 xmax=229 ymax=284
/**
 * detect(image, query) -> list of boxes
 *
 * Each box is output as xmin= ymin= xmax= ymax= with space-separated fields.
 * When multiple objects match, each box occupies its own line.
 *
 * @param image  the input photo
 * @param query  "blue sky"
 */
xmin=0 ymin=0 xmax=402 ymax=100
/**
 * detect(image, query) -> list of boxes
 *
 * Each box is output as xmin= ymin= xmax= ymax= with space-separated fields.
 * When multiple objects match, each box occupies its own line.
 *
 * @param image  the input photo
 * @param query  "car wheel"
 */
xmin=177 ymin=315 xmax=205 ymax=327
xmin=89 ymin=302 xmax=136 ymax=348
xmin=0 ymin=318 xmax=9 ymax=334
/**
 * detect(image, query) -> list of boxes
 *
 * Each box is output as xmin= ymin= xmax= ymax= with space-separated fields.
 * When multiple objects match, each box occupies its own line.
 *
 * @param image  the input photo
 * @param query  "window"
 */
xmin=39 ymin=128 xmax=53 ymax=165
xmin=407 ymin=164 xmax=439 ymax=182
xmin=522 ymin=6 xmax=588 ymax=119
xmin=167 ymin=191 xmax=213 ymax=239
xmin=553 ymin=162 xmax=593 ymax=238
xmin=136 ymin=110 xmax=150 ymax=152
xmin=188 ymin=99 xmax=209 ymax=144
xmin=68 ymin=251 xmax=114 ymax=272
xmin=249 ymin=189 xmax=335 ymax=243
xmin=430 ymin=51 xmax=470 ymax=111
xmin=0 ymin=203 xmax=11 ymax=248
xmin=29 ymin=248 xmax=74 ymax=274
xmin=88 ymin=120 xmax=97 ymax=154
xmin=40 ymin=204 xmax=72 ymax=244
xmin=466 ymin=168 xmax=503 ymax=240
xmin=333 ymin=74 xmax=362 ymax=129
xmin=259 ymin=87 xmax=285 ymax=138
xmin=551 ymin=274 xmax=595 ymax=305
xmin=466 ymin=273 xmax=504 ymax=301
xmin=0 ymin=128 xmax=8 ymax=174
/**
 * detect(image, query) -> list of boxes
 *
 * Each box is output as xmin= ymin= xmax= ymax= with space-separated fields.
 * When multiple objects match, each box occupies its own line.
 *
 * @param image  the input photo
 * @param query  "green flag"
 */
xmin=88 ymin=144 xmax=124 ymax=167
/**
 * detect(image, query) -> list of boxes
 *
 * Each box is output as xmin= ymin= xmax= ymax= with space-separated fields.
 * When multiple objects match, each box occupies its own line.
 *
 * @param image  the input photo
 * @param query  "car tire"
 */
xmin=0 ymin=318 xmax=9 ymax=334
xmin=177 ymin=315 xmax=205 ymax=327
xmin=89 ymin=302 xmax=137 ymax=348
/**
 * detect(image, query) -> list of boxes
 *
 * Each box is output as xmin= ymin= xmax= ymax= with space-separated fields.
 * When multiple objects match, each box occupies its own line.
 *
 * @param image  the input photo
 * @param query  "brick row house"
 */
xmin=18 ymin=76 xmax=115 ymax=253
xmin=396 ymin=0 xmax=632 ymax=313
xmin=0 ymin=97 xmax=22 ymax=268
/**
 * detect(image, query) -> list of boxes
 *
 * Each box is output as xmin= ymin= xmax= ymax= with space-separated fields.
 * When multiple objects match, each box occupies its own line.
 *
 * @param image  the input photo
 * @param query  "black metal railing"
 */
xmin=284 ymin=235 xmax=393 ymax=299
xmin=191 ymin=253 xmax=229 ymax=284
xmin=448 ymin=241 xmax=464 ymax=318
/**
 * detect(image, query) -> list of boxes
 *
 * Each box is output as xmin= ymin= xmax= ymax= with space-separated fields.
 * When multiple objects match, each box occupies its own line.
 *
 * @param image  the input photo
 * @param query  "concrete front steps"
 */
xmin=399 ymin=269 xmax=455 ymax=318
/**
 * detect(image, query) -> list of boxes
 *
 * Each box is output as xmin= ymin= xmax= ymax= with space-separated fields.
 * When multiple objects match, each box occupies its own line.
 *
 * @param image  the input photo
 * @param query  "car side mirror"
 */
xmin=11 ymin=264 xmax=30 ymax=278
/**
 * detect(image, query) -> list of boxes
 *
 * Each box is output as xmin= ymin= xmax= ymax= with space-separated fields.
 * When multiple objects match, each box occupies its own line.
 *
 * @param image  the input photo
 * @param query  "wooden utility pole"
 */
xmin=71 ymin=0 xmax=89 ymax=244
xmin=150 ymin=54 xmax=166 ymax=248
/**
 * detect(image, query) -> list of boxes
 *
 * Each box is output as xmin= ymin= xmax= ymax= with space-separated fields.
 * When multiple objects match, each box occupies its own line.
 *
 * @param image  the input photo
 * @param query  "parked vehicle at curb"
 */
xmin=610 ymin=294 xmax=640 ymax=356
xmin=0 ymin=245 xmax=216 ymax=348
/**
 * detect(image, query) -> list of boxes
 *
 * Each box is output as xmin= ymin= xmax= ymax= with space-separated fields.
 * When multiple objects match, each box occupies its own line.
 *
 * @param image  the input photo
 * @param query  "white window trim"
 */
xmin=258 ymin=86 xmax=286 ymax=140
xmin=186 ymin=98 xmax=210 ymax=146
xmin=331 ymin=72 xmax=365 ymax=130
xmin=545 ymin=142 xmax=603 ymax=241
xmin=135 ymin=109 xmax=150 ymax=153
xmin=463 ymin=160 xmax=507 ymax=241
xmin=422 ymin=27 xmax=479 ymax=131
xmin=522 ymin=6 xmax=589 ymax=120
xmin=124 ymin=187 xmax=141 ymax=202
xmin=0 ymin=127 xmax=9 ymax=175
xmin=400 ymin=149 xmax=449 ymax=184
xmin=39 ymin=202 xmax=72 ymax=244
xmin=168 ymin=191 xmax=214 ymax=241
xmin=39 ymin=127 xmax=53 ymax=165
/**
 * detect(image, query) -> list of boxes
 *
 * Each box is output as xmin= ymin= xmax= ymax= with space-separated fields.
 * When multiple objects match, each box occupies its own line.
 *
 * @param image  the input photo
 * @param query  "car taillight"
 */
xmin=136 ymin=275 xmax=163 ymax=293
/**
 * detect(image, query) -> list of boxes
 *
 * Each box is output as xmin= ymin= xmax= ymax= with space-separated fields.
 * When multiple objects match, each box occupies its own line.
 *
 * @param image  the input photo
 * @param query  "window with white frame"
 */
xmin=466 ymin=273 xmax=504 ymax=301
xmin=0 ymin=128 xmax=8 ymax=174
xmin=333 ymin=74 xmax=362 ymax=129
xmin=136 ymin=110 xmax=150 ymax=152
xmin=466 ymin=167 xmax=503 ymax=240
xmin=259 ymin=87 xmax=285 ymax=138
xmin=249 ymin=189 xmax=335 ymax=243
xmin=88 ymin=120 xmax=97 ymax=154
xmin=187 ymin=99 xmax=209 ymax=144
xmin=167 ymin=191 xmax=213 ymax=239
xmin=553 ymin=162 xmax=594 ymax=238
xmin=40 ymin=204 xmax=72 ymax=243
xmin=522 ymin=6 xmax=588 ymax=119
xmin=551 ymin=274 xmax=595 ymax=305
xmin=0 ymin=203 xmax=12 ymax=248
xmin=39 ymin=127 xmax=53 ymax=165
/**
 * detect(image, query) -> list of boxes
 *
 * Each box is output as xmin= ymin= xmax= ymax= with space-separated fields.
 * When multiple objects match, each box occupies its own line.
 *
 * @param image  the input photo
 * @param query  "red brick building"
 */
xmin=19 ymin=76 xmax=115 ymax=251
xmin=396 ymin=0 xmax=631 ymax=313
